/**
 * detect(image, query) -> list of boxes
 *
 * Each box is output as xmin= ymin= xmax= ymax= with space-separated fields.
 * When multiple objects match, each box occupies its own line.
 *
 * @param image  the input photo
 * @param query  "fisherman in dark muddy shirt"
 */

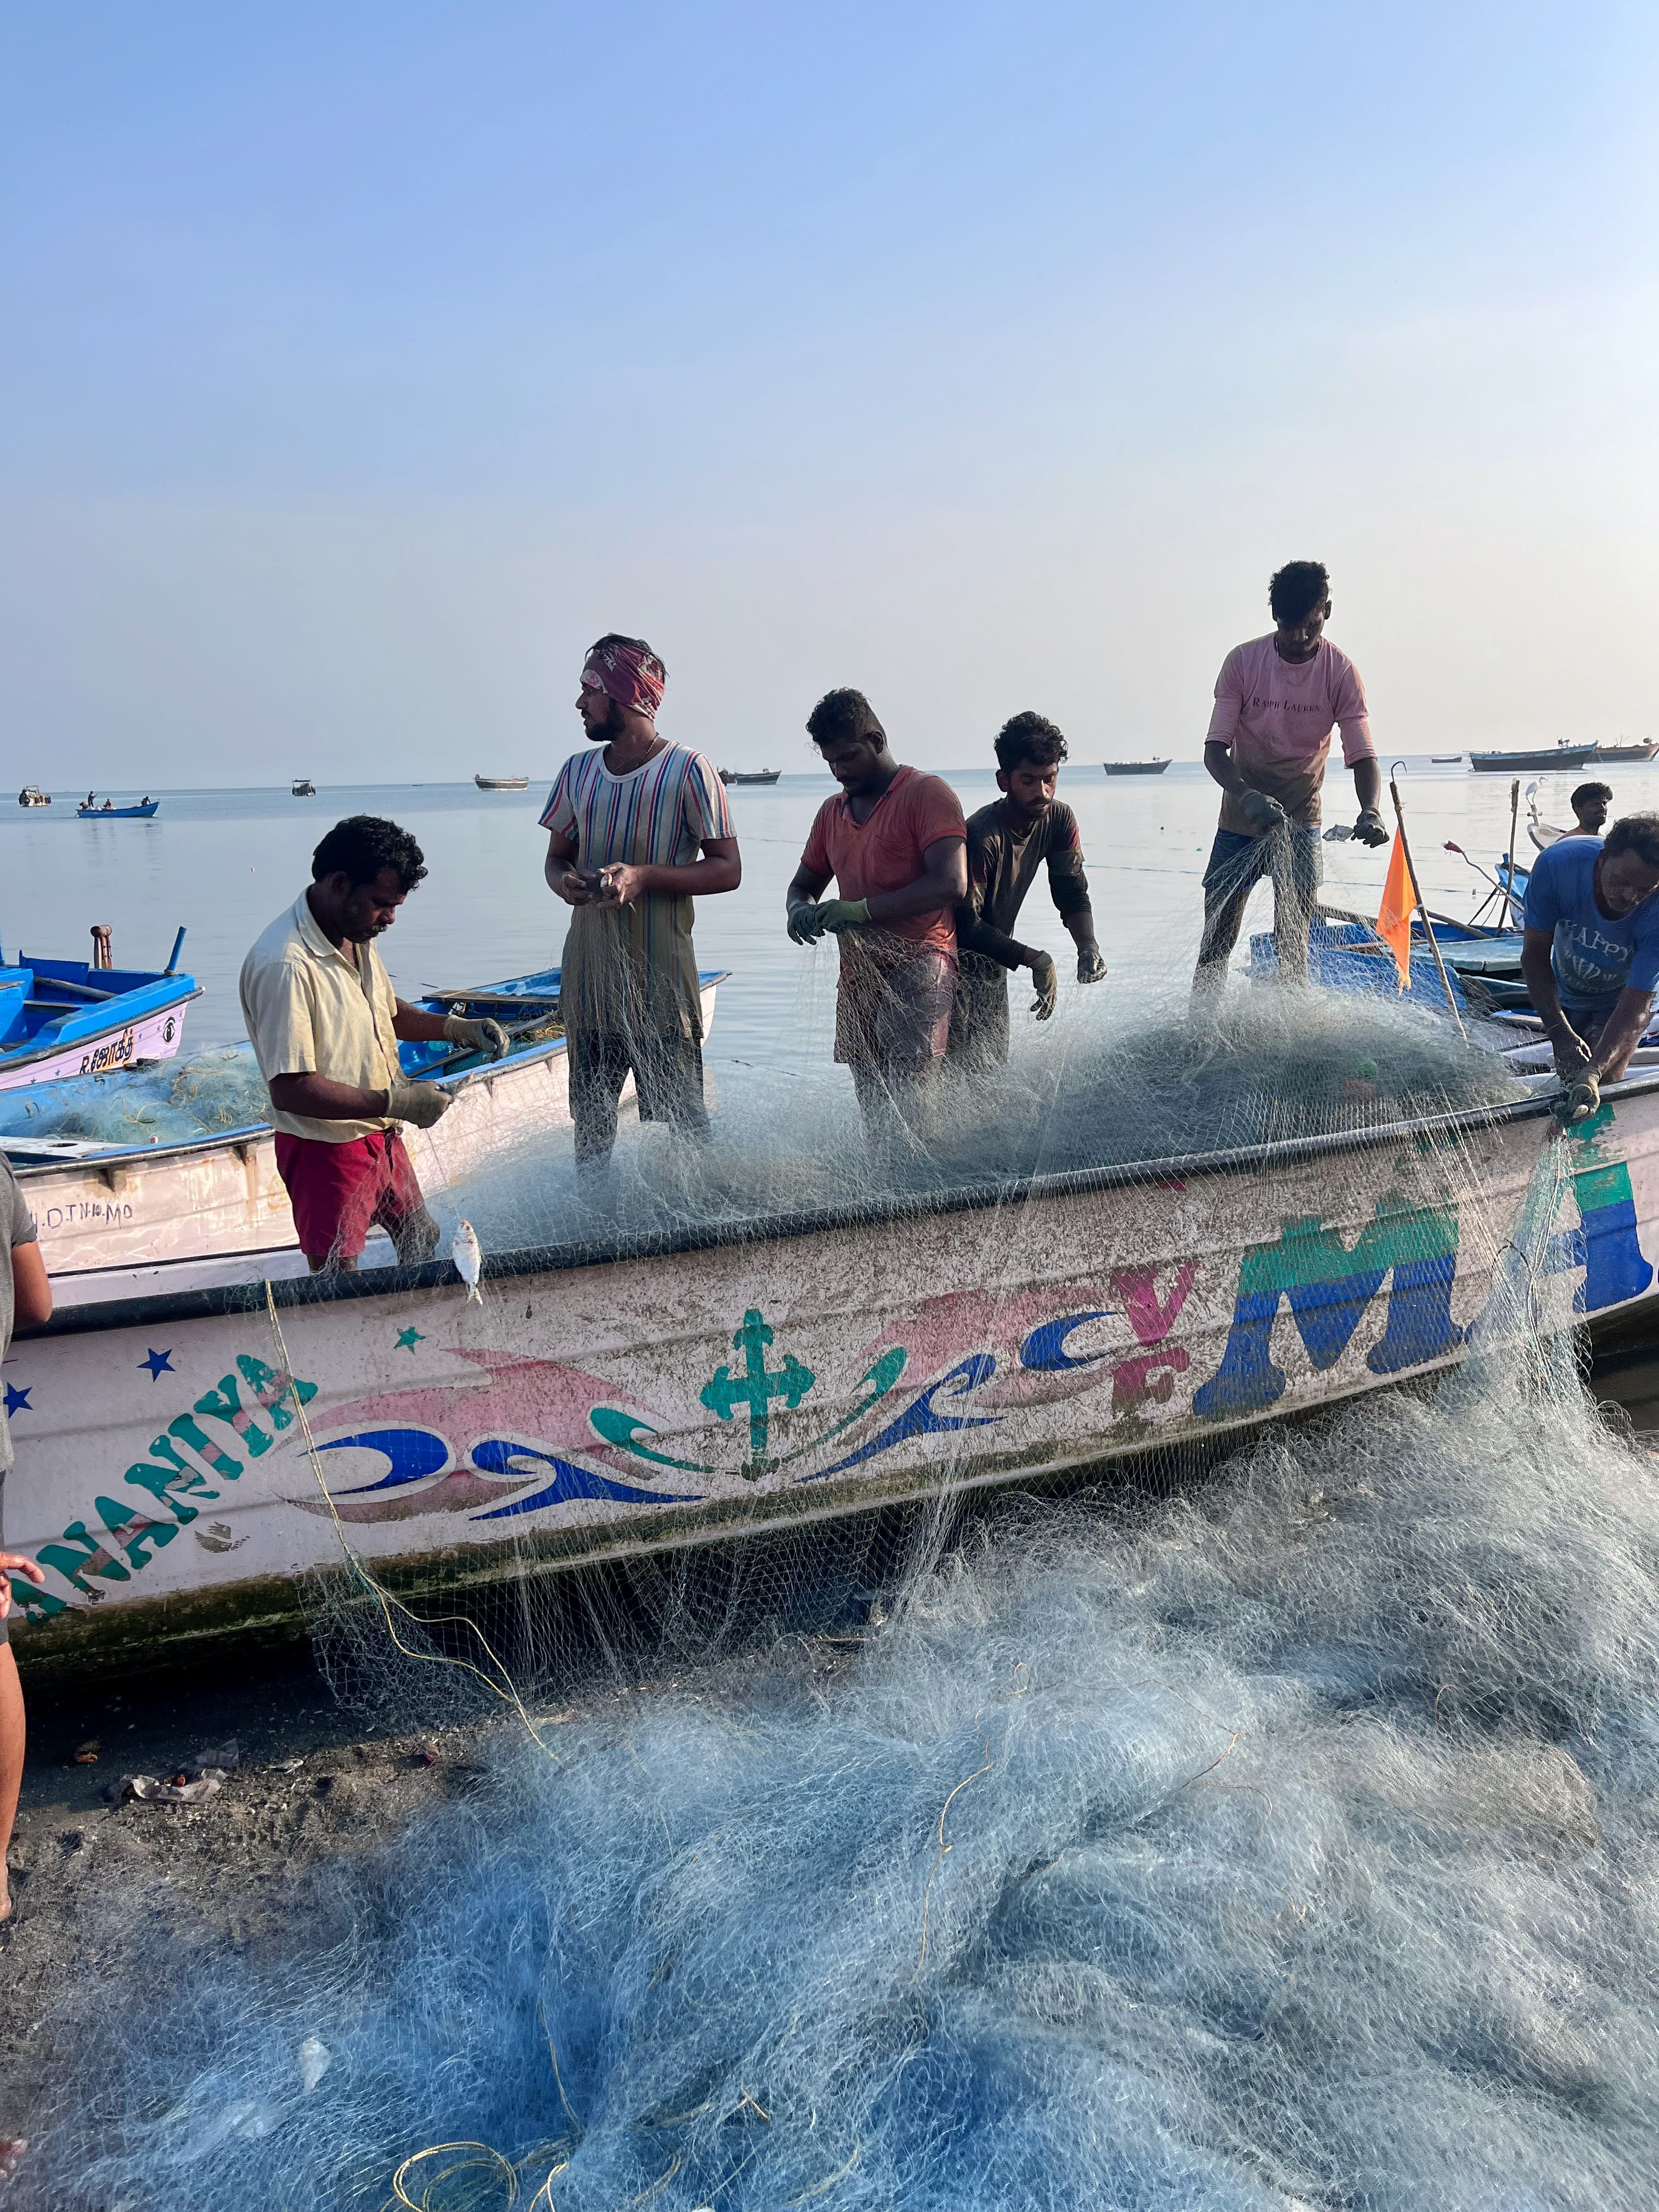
xmin=946 ymin=712 xmax=1105 ymax=1077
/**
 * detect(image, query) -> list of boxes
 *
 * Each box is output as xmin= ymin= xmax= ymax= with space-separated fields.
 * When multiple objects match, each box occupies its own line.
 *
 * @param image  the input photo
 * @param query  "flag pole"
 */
xmin=1506 ymin=775 xmax=1522 ymax=926
xmin=1390 ymin=764 xmax=1468 ymax=1044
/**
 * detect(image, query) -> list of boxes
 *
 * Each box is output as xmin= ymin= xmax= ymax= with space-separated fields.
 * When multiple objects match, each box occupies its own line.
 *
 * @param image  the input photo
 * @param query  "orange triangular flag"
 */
xmin=1376 ymin=828 xmax=1417 ymax=991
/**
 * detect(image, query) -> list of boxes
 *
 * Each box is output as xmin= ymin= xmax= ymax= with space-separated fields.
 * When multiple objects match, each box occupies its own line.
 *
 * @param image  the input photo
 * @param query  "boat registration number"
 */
xmin=78 ymin=1028 xmax=137 ymax=1076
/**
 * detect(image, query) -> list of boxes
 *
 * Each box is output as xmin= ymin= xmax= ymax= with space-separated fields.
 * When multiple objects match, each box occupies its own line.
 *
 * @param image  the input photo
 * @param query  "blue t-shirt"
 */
xmin=1522 ymin=838 xmax=1659 ymax=1007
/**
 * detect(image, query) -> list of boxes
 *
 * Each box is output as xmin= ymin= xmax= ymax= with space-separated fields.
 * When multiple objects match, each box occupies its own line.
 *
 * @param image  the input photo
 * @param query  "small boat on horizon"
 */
xmin=1102 ymin=759 xmax=1171 ymax=776
xmin=718 ymin=768 xmax=781 ymax=786
xmin=17 ymin=787 xmax=50 ymax=808
xmin=77 ymin=797 xmax=160 ymax=819
xmin=291 ymin=777 xmax=317 ymax=797
xmin=475 ymin=775 xmax=531 ymax=791
xmin=1431 ymin=754 xmax=1462 ymax=764
xmin=1590 ymin=739 xmax=1658 ymax=763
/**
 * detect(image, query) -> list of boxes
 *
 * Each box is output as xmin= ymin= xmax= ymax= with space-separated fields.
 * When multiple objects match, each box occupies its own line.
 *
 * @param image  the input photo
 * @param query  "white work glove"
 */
xmin=385 ymin=1079 xmax=453 ymax=1129
xmin=443 ymin=1013 xmax=510 ymax=1060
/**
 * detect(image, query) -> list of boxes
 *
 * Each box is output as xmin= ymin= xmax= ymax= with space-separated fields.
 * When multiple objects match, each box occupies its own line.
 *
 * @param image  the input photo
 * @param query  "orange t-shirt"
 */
xmin=800 ymin=766 xmax=967 ymax=964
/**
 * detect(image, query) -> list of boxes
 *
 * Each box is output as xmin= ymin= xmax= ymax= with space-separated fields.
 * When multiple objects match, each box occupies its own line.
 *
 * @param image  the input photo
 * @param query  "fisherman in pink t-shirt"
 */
xmin=1193 ymin=560 xmax=1387 ymax=995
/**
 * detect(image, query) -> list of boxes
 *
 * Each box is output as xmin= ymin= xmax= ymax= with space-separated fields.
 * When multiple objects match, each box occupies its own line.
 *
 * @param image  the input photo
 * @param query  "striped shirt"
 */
xmin=541 ymin=743 xmax=732 ymax=1040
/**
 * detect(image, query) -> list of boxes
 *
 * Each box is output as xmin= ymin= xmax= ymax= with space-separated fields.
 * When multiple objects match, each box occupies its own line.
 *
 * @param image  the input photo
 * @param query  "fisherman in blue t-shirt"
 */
xmin=1521 ymin=814 xmax=1659 ymax=1122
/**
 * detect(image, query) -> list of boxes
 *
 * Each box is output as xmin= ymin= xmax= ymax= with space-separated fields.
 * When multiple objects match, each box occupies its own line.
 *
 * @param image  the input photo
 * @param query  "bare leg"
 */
xmin=1192 ymin=883 xmax=1251 ymax=1001
xmin=389 ymin=1209 xmax=441 ymax=1265
xmin=0 ymin=1644 xmax=24 ymax=1923
xmin=1271 ymin=833 xmax=1318 ymax=985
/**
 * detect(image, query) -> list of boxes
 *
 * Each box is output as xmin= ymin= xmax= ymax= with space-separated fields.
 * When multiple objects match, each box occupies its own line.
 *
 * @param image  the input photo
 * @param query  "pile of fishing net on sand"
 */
xmin=444 ymin=973 xmax=1533 ymax=1254
xmin=0 ymin=1046 xmax=267 ymax=1149
xmin=21 ymin=1163 xmax=1659 ymax=2211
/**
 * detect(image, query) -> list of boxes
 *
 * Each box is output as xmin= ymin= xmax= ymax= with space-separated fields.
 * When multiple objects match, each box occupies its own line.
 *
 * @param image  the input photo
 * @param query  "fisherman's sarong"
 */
xmin=274 ymin=1128 xmax=429 ymax=1265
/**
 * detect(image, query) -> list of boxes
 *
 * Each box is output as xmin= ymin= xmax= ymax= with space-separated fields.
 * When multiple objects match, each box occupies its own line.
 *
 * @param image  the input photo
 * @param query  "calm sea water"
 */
xmin=4 ymin=760 xmax=1654 ymax=1068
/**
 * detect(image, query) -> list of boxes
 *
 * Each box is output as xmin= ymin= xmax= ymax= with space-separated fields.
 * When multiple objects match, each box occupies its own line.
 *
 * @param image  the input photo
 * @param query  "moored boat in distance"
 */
xmin=718 ymin=768 xmax=781 ymax=786
xmin=17 ymin=787 xmax=50 ymax=807
xmin=1589 ymin=739 xmax=1658 ymax=763
xmin=1431 ymin=754 xmax=1462 ymax=764
xmin=0 ymin=932 xmax=198 ymax=1093
xmin=291 ymin=777 xmax=317 ymax=797
xmin=1469 ymin=742 xmax=1598 ymax=772
xmin=1103 ymin=759 xmax=1171 ymax=775
xmin=474 ymin=775 xmax=530 ymax=791
xmin=77 ymin=798 xmax=160 ymax=818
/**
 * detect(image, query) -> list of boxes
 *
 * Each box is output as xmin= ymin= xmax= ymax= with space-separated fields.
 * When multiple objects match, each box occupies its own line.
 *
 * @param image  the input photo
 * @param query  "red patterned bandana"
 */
xmin=580 ymin=639 xmax=667 ymax=721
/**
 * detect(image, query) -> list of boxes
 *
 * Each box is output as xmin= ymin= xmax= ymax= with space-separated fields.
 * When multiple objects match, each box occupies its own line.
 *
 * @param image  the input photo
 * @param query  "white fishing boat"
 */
xmin=5 ymin=1038 xmax=1654 ymax=1672
xmin=2 ymin=968 xmax=724 ymax=1305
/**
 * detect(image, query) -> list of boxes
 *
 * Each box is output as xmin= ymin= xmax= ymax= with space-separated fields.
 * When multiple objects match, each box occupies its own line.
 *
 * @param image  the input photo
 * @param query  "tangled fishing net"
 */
xmin=20 ymin=1132 xmax=1659 ymax=2210
xmin=0 ymin=1045 xmax=268 ymax=1149
xmin=435 ymin=966 xmax=1531 ymax=1257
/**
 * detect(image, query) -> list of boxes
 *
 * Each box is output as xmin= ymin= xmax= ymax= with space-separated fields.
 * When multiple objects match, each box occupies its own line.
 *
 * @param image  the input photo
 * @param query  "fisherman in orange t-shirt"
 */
xmin=787 ymin=689 xmax=968 ymax=1156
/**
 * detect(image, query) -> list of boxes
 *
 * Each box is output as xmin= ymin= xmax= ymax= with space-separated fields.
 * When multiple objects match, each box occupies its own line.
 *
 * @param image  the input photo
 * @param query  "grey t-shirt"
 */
xmin=0 ymin=1158 xmax=39 ymax=1474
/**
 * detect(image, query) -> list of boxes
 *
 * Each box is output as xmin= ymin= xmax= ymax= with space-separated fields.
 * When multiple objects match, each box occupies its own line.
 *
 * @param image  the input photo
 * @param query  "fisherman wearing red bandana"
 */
xmin=542 ymin=634 xmax=741 ymax=1169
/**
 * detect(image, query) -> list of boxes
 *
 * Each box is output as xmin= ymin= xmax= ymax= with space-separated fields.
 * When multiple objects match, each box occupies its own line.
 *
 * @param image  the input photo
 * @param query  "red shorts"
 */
xmin=274 ymin=1129 xmax=427 ymax=1264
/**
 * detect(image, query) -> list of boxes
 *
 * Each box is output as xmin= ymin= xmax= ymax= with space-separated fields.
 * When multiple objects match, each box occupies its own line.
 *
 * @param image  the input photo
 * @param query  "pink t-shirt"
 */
xmin=1206 ymin=635 xmax=1374 ymax=831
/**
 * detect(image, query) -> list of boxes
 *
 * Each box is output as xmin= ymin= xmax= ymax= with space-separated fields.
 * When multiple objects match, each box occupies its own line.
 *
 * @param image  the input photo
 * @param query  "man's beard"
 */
xmin=588 ymin=695 xmax=628 ymax=743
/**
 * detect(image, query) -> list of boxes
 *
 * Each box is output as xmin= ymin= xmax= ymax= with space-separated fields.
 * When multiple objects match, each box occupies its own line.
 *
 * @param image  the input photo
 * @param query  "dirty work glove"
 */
xmin=1352 ymin=806 xmax=1389 ymax=849
xmin=1555 ymin=1070 xmax=1601 ymax=1128
xmin=1029 ymin=951 xmax=1059 ymax=1020
xmin=443 ymin=1014 xmax=510 ymax=1060
xmin=1076 ymin=942 xmax=1107 ymax=985
xmin=787 ymin=900 xmax=828 ymax=944
xmin=1551 ymin=1031 xmax=1595 ymax=1080
xmin=816 ymin=898 xmax=871 ymax=934
xmin=1236 ymin=789 xmax=1289 ymax=838
xmin=385 ymin=1079 xmax=454 ymax=1129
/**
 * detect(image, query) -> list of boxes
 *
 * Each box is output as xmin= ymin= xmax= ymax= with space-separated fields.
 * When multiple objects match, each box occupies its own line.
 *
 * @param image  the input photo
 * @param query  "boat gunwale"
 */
xmin=0 ymin=980 xmax=202 ymax=1074
xmin=26 ymin=1054 xmax=1650 ymax=1342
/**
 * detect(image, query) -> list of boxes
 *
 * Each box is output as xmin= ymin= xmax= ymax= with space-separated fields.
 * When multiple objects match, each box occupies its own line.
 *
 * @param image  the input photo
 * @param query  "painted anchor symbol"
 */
xmin=699 ymin=1309 xmax=816 ymax=1474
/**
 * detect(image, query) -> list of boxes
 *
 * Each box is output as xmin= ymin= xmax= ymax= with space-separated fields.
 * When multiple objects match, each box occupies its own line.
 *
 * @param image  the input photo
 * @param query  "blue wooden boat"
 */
xmin=0 ymin=933 xmax=199 ymax=1091
xmin=77 ymin=800 xmax=160 ymax=819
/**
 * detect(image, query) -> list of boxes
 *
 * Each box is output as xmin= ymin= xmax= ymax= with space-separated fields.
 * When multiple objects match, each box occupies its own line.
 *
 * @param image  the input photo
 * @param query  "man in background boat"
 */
xmin=787 ymin=689 xmax=967 ymax=1154
xmin=240 ymin=816 xmax=508 ymax=1271
xmin=947 ymin=711 xmax=1105 ymax=1077
xmin=542 ymin=635 xmax=740 ymax=1171
xmin=1193 ymin=560 xmax=1387 ymax=997
xmin=1567 ymin=782 xmax=1613 ymax=838
xmin=0 ymin=1156 xmax=52 ymax=1956
xmin=1521 ymin=814 xmax=1659 ymax=1119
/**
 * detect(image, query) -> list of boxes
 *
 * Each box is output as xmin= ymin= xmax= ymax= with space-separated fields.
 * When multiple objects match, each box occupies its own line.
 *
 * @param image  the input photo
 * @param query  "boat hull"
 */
xmin=9 ymin=1077 xmax=1658 ymax=1669
xmin=1470 ymin=748 xmax=1599 ymax=772
xmin=1102 ymin=761 xmax=1170 ymax=775
xmin=0 ymin=995 xmax=193 ymax=1092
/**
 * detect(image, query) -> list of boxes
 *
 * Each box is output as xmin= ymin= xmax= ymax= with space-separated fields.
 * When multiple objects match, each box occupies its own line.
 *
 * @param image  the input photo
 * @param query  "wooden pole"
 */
xmin=1505 ymin=776 xmax=1522 ymax=927
xmin=1390 ymin=769 xmax=1468 ymax=1045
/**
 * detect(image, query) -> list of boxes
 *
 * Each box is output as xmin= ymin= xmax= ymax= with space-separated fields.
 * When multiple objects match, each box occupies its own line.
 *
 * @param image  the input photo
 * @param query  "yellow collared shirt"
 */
xmin=238 ymin=894 xmax=402 ymax=1143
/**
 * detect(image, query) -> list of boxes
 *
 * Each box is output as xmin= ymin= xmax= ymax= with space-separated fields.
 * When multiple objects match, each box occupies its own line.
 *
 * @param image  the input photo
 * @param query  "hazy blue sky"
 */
xmin=2 ymin=2 xmax=1652 ymax=782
